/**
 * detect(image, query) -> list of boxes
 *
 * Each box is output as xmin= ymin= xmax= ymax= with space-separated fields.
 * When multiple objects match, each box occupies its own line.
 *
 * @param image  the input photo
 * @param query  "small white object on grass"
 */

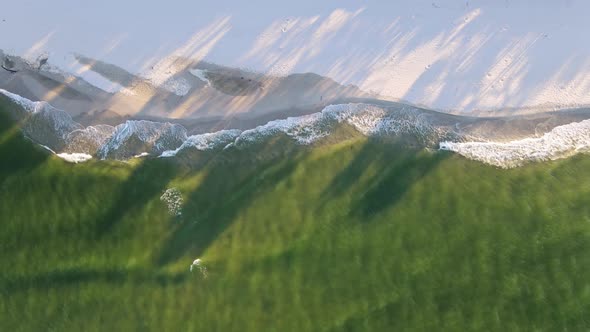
xmin=189 ymin=258 xmax=208 ymax=278
xmin=190 ymin=258 xmax=201 ymax=271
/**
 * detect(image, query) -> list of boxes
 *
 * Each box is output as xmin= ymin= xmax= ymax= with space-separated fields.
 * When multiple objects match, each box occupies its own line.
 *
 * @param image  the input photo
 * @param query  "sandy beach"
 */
xmin=2 ymin=0 xmax=590 ymax=116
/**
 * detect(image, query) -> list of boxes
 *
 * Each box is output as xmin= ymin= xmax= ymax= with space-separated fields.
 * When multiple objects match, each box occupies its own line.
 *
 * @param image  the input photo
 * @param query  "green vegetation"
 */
xmin=2 ymin=99 xmax=590 ymax=331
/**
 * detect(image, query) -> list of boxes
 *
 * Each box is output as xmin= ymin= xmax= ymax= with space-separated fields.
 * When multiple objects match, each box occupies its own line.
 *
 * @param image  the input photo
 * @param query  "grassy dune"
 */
xmin=2 ymin=99 xmax=590 ymax=331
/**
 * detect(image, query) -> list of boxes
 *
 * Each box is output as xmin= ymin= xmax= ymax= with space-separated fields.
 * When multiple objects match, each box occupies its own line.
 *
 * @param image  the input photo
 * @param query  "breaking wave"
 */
xmin=97 ymin=120 xmax=187 ymax=160
xmin=439 ymin=119 xmax=590 ymax=168
xmin=4 ymin=88 xmax=590 ymax=168
xmin=64 ymin=124 xmax=116 ymax=154
xmin=161 ymin=129 xmax=242 ymax=157
xmin=160 ymin=103 xmax=462 ymax=156
xmin=56 ymin=153 xmax=93 ymax=163
xmin=232 ymin=103 xmax=458 ymax=147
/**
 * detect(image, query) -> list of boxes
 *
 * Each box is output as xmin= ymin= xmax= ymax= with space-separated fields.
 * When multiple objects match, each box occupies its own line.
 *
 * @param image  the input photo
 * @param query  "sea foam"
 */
xmin=56 ymin=153 xmax=93 ymax=163
xmin=440 ymin=119 xmax=590 ymax=168
xmin=5 ymin=87 xmax=590 ymax=168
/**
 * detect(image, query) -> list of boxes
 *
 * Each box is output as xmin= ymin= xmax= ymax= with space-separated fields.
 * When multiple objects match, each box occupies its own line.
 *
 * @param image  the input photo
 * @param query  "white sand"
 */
xmin=1 ymin=1 xmax=590 ymax=113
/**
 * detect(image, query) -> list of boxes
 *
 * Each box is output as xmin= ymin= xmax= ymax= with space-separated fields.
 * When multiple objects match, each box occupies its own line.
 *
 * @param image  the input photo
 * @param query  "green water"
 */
xmin=1 ymin=100 xmax=590 ymax=331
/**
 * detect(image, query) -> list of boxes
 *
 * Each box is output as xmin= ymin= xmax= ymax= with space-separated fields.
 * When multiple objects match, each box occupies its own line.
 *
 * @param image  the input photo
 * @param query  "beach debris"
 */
xmin=1 ymin=64 xmax=17 ymax=73
xmin=36 ymin=54 xmax=49 ymax=70
xmin=160 ymin=188 xmax=183 ymax=217
xmin=2 ymin=56 xmax=18 ymax=73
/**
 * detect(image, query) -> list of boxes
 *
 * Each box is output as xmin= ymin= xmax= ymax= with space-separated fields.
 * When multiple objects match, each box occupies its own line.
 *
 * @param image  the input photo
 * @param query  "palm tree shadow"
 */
xmin=0 ymin=96 xmax=50 ymax=183
xmin=154 ymin=137 xmax=303 ymax=266
xmin=1 ymin=267 xmax=187 ymax=296
xmin=320 ymin=140 xmax=449 ymax=221
xmin=320 ymin=141 xmax=390 ymax=200
xmin=351 ymin=147 xmax=448 ymax=219
xmin=93 ymin=158 xmax=179 ymax=236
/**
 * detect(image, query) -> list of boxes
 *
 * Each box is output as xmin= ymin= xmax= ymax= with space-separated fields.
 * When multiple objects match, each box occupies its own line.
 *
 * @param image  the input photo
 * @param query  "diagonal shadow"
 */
xmin=0 ymin=96 xmax=50 ymax=184
xmin=93 ymin=158 xmax=179 ymax=236
xmin=351 ymin=146 xmax=448 ymax=218
xmin=320 ymin=141 xmax=390 ymax=201
xmin=320 ymin=139 xmax=449 ymax=220
xmin=155 ymin=136 xmax=303 ymax=266
xmin=0 ymin=267 xmax=187 ymax=296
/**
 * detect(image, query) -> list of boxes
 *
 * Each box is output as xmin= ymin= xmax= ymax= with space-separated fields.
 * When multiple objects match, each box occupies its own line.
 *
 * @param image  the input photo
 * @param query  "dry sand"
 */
xmin=0 ymin=52 xmax=369 ymax=125
xmin=3 ymin=1 xmax=590 ymax=113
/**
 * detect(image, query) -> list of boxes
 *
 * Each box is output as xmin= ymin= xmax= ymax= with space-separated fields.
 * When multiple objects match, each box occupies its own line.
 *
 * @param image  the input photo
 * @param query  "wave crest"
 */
xmin=440 ymin=119 xmax=590 ymax=168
